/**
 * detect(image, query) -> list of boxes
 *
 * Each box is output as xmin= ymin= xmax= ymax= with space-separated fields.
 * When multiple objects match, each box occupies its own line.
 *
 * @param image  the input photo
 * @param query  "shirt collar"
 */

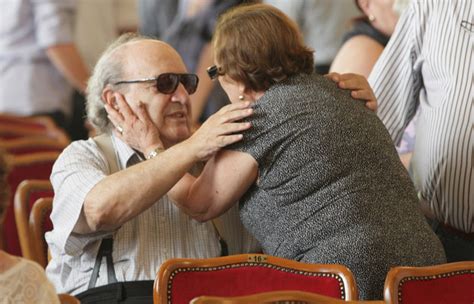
xmin=110 ymin=134 xmax=144 ymax=168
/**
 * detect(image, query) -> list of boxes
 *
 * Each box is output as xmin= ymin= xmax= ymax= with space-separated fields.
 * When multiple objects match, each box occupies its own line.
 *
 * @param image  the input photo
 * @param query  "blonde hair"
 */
xmin=213 ymin=3 xmax=314 ymax=92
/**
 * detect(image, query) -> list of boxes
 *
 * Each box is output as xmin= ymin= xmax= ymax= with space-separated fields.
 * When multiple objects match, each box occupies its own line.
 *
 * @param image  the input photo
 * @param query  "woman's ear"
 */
xmin=242 ymin=85 xmax=264 ymax=102
xmin=357 ymin=0 xmax=371 ymax=16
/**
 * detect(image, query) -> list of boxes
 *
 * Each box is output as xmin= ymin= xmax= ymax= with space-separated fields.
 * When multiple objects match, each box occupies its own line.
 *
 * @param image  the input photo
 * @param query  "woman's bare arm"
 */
xmin=169 ymin=150 xmax=258 ymax=221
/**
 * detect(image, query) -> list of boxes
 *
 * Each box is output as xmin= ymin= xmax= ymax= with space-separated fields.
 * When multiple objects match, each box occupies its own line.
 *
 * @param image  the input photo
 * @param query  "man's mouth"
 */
xmin=167 ymin=112 xmax=187 ymax=119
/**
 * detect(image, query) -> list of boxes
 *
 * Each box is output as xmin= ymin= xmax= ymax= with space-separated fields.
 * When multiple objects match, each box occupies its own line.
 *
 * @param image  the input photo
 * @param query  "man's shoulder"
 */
xmin=54 ymin=138 xmax=106 ymax=170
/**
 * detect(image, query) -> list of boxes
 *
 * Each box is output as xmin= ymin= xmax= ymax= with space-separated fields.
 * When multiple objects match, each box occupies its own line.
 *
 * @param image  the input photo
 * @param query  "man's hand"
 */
xmin=186 ymin=101 xmax=253 ymax=161
xmin=326 ymin=72 xmax=377 ymax=112
xmin=104 ymin=93 xmax=164 ymax=154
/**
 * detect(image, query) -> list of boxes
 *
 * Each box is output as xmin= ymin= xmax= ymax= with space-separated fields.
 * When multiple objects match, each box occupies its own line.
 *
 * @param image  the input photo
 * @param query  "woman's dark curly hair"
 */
xmin=213 ymin=3 xmax=314 ymax=92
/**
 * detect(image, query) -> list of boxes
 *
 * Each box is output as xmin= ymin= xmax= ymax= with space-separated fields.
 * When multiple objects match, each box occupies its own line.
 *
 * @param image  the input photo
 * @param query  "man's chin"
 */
xmin=162 ymin=130 xmax=191 ymax=146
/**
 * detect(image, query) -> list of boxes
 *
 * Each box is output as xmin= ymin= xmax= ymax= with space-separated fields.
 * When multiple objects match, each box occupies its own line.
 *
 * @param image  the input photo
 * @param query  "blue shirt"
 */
xmin=0 ymin=0 xmax=76 ymax=116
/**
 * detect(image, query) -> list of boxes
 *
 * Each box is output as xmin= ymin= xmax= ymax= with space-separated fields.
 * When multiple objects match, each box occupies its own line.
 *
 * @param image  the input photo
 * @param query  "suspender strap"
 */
xmin=210 ymin=219 xmax=228 ymax=256
xmin=88 ymin=238 xmax=118 ymax=289
xmin=94 ymin=134 xmax=119 ymax=175
xmin=87 ymin=134 xmax=120 ymax=289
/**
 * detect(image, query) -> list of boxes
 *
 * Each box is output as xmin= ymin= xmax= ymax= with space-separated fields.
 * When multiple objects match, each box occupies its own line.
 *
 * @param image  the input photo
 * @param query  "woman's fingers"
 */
xmin=215 ymin=101 xmax=253 ymax=123
xmin=217 ymin=134 xmax=244 ymax=147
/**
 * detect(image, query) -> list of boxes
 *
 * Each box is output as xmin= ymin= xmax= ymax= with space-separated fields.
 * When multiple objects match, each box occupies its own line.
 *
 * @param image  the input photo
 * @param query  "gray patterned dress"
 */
xmin=229 ymin=73 xmax=446 ymax=300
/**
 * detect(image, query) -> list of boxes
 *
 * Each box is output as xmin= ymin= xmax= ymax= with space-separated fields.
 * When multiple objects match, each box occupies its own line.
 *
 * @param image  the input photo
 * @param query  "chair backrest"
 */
xmin=191 ymin=290 xmax=385 ymax=304
xmin=155 ymin=254 xmax=358 ymax=304
xmin=0 ymin=137 xmax=66 ymax=155
xmin=384 ymin=261 xmax=474 ymax=304
xmin=14 ymin=179 xmax=53 ymax=261
xmin=0 ymin=123 xmax=69 ymax=146
xmin=0 ymin=114 xmax=57 ymax=130
xmin=29 ymin=197 xmax=53 ymax=268
xmin=58 ymin=293 xmax=81 ymax=304
xmin=1 ymin=152 xmax=59 ymax=255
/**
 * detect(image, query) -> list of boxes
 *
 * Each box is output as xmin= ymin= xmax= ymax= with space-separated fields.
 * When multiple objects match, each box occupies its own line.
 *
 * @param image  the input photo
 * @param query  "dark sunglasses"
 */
xmin=114 ymin=73 xmax=199 ymax=95
xmin=207 ymin=65 xmax=224 ymax=80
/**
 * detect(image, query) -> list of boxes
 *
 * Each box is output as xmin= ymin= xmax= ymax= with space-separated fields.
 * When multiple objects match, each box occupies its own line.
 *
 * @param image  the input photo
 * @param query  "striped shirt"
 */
xmin=369 ymin=0 xmax=473 ymax=233
xmin=45 ymin=136 xmax=258 ymax=294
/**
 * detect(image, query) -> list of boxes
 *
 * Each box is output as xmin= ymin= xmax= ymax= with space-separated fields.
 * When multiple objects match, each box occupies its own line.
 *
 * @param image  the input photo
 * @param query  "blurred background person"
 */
xmin=264 ymin=0 xmax=359 ymax=74
xmin=139 ymin=0 xmax=250 ymax=125
xmin=71 ymin=0 xmax=138 ymax=139
xmin=369 ymin=0 xmax=473 ymax=262
xmin=330 ymin=0 xmax=415 ymax=168
xmin=0 ymin=0 xmax=90 ymax=138
xmin=0 ymin=150 xmax=60 ymax=303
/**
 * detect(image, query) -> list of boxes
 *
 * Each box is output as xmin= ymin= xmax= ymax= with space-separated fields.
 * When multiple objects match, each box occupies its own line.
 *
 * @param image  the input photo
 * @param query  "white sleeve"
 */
xmin=31 ymin=0 xmax=77 ymax=48
xmin=48 ymin=140 xmax=111 ymax=256
xmin=368 ymin=0 xmax=424 ymax=146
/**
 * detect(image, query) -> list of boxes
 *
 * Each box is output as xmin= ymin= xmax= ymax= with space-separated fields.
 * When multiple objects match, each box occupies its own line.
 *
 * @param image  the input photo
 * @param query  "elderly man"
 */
xmin=45 ymin=33 xmax=254 ymax=302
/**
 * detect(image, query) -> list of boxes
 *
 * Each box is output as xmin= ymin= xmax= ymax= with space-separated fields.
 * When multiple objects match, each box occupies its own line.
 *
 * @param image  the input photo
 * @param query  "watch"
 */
xmin=146 ymin=146 xmax=165 ymax=160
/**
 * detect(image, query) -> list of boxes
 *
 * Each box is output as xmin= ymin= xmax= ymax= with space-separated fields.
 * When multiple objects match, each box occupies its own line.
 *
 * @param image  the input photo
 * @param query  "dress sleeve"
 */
xmin=48 ymin=140 xmax=111 ymax=256
xmin=226 ymin=103 xmax=273 ymax=166
xmin=31 ymin=0 xmax=76 ymax=48
xmin=368 ymin=0 xmax=424 ymax=146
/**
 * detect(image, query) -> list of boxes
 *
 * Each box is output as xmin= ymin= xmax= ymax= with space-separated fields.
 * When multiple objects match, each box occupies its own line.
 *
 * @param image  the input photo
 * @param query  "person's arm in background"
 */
xmin=46 ymin=44 xmax=89 ymax=93
xmin=33 ymin=0 xmax=89 ymax=93
xmin=330 ymin=36 xmax=384 ymax=78
xmin=191 ymin=43 xmax=216 ymax=124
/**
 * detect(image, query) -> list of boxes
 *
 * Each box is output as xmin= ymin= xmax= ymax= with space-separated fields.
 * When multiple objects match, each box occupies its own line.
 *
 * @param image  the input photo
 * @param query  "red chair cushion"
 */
xmin=6 ymin=146 xmax=62 ymax=155
xmin=169 ymin=264 xmax=345 ymax=304
xmin=400 ymin=272 xmax=474 ymax=304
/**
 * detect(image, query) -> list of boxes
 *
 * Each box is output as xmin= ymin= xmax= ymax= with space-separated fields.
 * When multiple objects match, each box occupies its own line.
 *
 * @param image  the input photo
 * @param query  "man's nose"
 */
xmin=170 ymin=82 xmax=190 ymax=105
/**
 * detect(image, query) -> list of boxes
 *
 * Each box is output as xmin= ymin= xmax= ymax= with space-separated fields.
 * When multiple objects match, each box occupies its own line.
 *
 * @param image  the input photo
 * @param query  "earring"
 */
xmin=368 ymin=15 xmax=376 ymax=22
xmin=238 ymin=95 xmax=244 ymax=101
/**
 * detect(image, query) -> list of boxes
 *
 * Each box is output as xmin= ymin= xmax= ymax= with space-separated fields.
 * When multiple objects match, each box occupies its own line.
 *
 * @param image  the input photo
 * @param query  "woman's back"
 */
xmin=230 ymin=73 xmax=445 ymax=299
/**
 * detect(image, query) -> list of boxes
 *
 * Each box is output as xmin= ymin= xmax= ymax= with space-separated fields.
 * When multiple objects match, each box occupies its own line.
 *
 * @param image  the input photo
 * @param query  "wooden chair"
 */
xmin=0 ymin=122 xmax=69 ymax=146
xmin=0 ymin=114 xmax=58 ymax=130
xmin=154 ymin=254 xmax=358 ymax=304
xmin=191 ymin=290 xmax=385 ymax=304
xmin=14 ymin=179 xmax=53 ymax=261
xmin=0 ymin=137 xmax=66 ymax=155
xmin=58 ymin=293 xmax=81 ymax=304
xmin=384 ymin=261 xmax=474 ymax=304
xmin=1 ymin=152 xmax=59 ymax=255
xmin=29 ymin=197 xmax=53 ymax=268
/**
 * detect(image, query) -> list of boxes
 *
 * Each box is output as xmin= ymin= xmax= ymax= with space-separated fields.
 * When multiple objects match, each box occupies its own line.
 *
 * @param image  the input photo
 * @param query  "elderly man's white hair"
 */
xmin=86 ymin=33 xmax=150 ymax=134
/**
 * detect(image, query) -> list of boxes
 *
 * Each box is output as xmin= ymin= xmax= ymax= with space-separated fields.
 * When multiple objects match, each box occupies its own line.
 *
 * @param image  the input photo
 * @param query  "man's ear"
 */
xmin=102 ymin=85 xmax=119 ymax=110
